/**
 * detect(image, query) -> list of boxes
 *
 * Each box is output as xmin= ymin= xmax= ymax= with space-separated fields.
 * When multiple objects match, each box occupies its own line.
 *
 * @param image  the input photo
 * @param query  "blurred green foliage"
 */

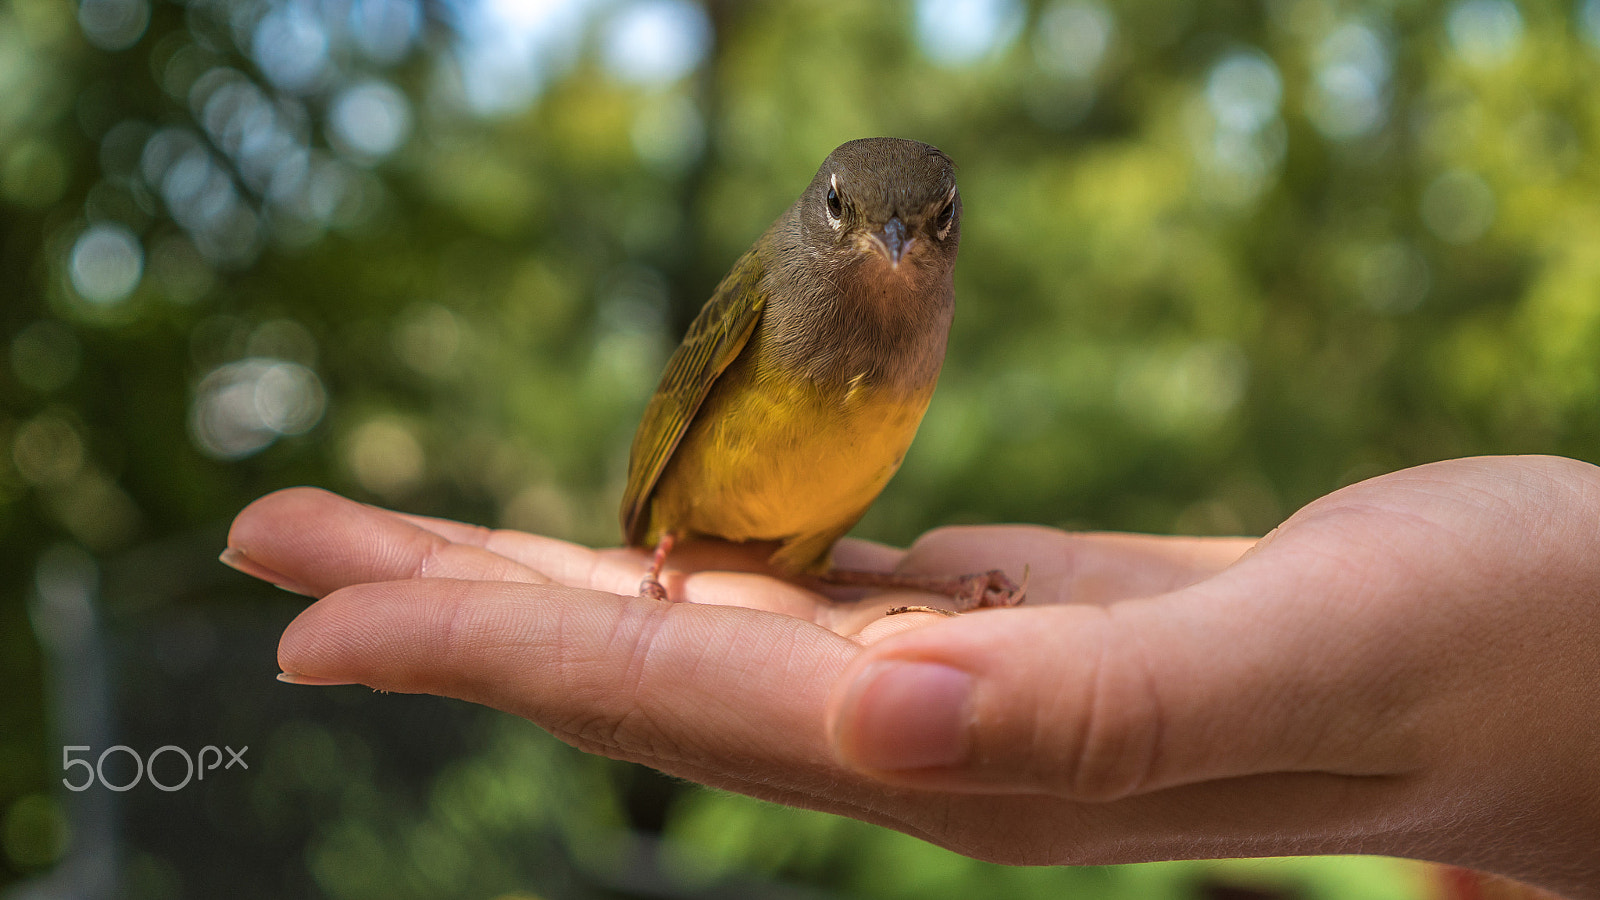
xmin=3 ymin=0 xmax=1597 ymax=895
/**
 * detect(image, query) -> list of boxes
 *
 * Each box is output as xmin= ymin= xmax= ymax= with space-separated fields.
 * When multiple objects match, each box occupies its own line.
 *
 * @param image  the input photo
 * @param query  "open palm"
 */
xmin=226 ymin=456 xmax=1600 ymax=898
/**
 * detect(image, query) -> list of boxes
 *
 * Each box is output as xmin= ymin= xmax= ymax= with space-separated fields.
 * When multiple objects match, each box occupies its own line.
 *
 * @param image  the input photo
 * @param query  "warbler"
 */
xmin=621 ymin=137 xmax=1019 ymax=609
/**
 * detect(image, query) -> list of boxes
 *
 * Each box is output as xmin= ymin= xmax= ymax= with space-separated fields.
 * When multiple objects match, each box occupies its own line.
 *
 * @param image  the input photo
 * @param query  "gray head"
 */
xmin=796 ymin=138 xmax=961 ymax=289
xmin=759 ymin=138 xmax=958 ymax=388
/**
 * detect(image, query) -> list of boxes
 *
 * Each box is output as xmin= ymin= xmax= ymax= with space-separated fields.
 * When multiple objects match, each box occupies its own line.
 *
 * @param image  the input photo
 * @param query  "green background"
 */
xmin=3 ymin=0 xmax=1591 ymax=895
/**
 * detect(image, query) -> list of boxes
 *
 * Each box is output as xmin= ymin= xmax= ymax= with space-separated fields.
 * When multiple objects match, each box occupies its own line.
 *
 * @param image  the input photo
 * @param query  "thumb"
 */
xmin=824 ymin=539 xmax=1427 ymax=800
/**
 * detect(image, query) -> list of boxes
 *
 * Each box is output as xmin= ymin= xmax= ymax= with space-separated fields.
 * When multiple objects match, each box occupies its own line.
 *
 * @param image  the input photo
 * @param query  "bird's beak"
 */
xmin=872 ymin=217 xmax=912 ymax=267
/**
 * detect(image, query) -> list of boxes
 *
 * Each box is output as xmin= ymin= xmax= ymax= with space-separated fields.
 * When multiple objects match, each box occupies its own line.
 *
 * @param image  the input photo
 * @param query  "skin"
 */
xmin=224 ymin=455 xmax=1600 ymax=897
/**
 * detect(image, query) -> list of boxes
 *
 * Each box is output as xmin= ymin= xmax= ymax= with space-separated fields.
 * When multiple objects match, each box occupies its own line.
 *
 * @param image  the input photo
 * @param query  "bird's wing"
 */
xmin=620 ymin=248 xmax=767 ymax=546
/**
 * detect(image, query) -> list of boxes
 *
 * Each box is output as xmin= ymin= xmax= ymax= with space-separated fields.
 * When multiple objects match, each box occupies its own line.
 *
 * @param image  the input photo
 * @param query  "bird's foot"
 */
xmin=639 ymin=575 xmax=669 ymax=602
xmin=637 ymin=532 xmax=677 ymax=602
xmin=951 ymin=567 xmax=1028 ymax=610
xmin=823 ymin=566 xmax=1027 ymax=613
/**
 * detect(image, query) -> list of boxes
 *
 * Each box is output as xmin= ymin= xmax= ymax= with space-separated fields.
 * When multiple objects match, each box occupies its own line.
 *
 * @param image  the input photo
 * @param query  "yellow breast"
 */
xmin=646 ymin=347 xmax=935 ymax=573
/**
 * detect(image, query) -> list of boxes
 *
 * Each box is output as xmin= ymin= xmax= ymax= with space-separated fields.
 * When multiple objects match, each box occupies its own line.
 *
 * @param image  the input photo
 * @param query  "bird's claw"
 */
xmin=639 ymin=577 xmax=669 ymax=602
xmin=953 ymin=568 xmax=1027 ymax=611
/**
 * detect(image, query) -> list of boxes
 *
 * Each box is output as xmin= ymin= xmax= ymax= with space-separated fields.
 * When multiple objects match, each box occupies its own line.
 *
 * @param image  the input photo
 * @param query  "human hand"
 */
xmin=224 ymin=455 xmax=1600 ymax=898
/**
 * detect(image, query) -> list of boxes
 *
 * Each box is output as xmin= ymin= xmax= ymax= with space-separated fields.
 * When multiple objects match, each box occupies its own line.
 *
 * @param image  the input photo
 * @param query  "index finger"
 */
xmin=226 ymin=487 xmax=556 ymax=597
xmin=275 ymin=576 xmax=912 ymax=816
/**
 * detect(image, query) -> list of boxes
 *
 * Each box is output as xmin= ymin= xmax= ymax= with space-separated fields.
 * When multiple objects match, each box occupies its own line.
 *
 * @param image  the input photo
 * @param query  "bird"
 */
xmin=620 ymin=137 xmax=1021 ymax=610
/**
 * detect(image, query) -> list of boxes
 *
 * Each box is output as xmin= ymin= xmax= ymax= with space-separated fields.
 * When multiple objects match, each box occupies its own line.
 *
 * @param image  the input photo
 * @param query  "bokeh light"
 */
xmin=1582 ymin=0 xmax=1600 ymax=49
xmin=1 ymin=793 xmax=69 ymax=870
xmin=1422 ymin=169 xmax=1496 ymax=244
xmin=2 ymin=140 xmax=70 ymax=207
xmin=1114 ymin=341 xmax=1249 ymax=435
xmin=344 ymin=416 xmax=426 ymax=498
xmin=1358 ymin=241 xmax=1432 ymax=313
xmin=914 ymin=0 xmax=1026 ymax=67
xmin=1033 ymin=0 xmax=1115 ymax=81
xmin=251 ymin=2 xmax=330 ymax=93
xmin=1206 ymin=51 xmax=1283 ymax=134
xmin=194 ymin=70 xmax=304 ymax=192
xmin=599 ymin=0 xmax=712 ymax=85
xmin=452 ymin=0 xmax=594 ymax=114
xmin=630 ymin=93 xmax=705 ymax=171
xmin=349 ymin=0 xmax=420 ymax=64
xmin=1307 ymin=21 xmax=1391 ymax=141
xmin=11 ymin=413 xmax=84 ymax=487
xmin=68 ymin=223 xmax=143 ymax=305
xmin=1192 ymin=48 xmax=1286 ymax=206
xmin=76 ymin=0 xmax=149 ymax=51
xmin=1446 ymin=0 xmax=1524 ymax=68
xmin=140 ymin=123 xmax=263 ymax=265
xmin=328 ymin=79 xmax=412 ymax=162
xmin=392 ymin=304 xmax=464 ymax=378
xmin=188 ymin=358 xmax=326 ymax=459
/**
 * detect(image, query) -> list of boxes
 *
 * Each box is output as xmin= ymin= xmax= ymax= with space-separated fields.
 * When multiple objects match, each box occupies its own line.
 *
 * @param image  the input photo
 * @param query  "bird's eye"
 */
xmin=935 ymin=196 xmax=957 ymax=239
xmin=826 ymin=185 xmax=843 ymax=220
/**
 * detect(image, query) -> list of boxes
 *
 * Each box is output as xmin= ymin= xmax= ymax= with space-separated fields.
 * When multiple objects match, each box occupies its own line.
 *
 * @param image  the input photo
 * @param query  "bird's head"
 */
xmin=800 ymin=138 xmax=961 ymax=288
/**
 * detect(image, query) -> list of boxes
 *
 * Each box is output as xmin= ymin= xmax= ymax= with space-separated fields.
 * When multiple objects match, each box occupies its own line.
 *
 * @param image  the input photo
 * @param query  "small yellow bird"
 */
xmin=621 ymin=137 xmax=1020 ymax=609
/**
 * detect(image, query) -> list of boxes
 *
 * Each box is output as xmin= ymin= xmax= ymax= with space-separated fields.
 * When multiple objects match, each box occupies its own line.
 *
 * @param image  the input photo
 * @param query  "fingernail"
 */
xmin=832 ymin=661 xmax=973 ymax=771
xmin=220 ymin=548 xmax=314 ymax=597
xmin=276 ymin=672 xmax=354 ymax=686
